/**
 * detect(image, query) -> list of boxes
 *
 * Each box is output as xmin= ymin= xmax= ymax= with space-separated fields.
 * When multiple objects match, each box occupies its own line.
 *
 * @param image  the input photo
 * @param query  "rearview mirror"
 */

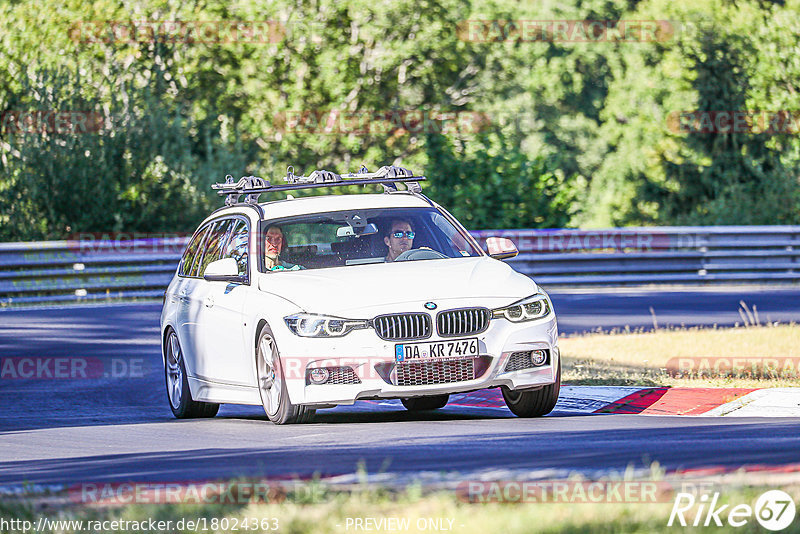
xmin=203 ymin=258 xmax=244 ymax=282
xmin=486 ymin=237 xmax=519 ymax=260
xmin=337 ymin=222 xmax=379 ymax=238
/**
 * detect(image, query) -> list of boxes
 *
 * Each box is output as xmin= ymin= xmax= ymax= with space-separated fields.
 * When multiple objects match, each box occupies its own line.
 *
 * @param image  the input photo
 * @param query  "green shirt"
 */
xmin=269 ymin=259 xmax=303 ymax=271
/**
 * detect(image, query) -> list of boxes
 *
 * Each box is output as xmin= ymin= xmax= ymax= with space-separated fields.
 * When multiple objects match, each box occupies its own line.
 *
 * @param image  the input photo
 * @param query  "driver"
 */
xmin=265 ymin=226 xmax=302 ymax=271
xmin=384 ymin=219 xmax=415 ymax=262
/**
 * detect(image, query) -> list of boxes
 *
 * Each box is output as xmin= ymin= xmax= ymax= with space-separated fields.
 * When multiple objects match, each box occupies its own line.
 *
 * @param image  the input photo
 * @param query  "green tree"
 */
xmin=645 ymin=3 xmax=800 ymax=224
xmin=424 ymin=130 xmax=574 ymax=229
xmin=2 ymin=0 xmax=799 ymax=239
xmin=0 ymin=64 xmax=250 ymax=240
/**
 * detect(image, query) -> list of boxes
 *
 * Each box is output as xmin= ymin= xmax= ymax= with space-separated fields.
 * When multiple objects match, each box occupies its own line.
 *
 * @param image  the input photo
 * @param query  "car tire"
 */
xmin=164 ymin=329 xmax=220 ymax=419
xmin=401 ymin=394 xmax=449 ymax=411
xmin=256 ymin=324 xmax=315 ymax=424
xmin=501 ymin=357 xmax=561 ymax=418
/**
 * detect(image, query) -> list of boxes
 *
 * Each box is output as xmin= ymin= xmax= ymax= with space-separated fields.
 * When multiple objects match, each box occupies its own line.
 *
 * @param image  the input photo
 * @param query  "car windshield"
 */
xmin=261 ymin=207 xmax=482 ymax=272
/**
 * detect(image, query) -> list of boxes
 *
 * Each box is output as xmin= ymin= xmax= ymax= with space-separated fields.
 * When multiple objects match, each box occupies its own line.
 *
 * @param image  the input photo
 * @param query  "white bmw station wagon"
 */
xmin=160 ymin=165 xmax=560 ymax=424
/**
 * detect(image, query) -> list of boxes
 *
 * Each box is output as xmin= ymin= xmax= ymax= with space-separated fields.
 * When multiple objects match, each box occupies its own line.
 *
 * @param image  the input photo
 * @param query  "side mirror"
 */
xmin=486 ymin=237 xmax=519 ymax=260
xmin=203 ymin=258 xmax=245 ymax=282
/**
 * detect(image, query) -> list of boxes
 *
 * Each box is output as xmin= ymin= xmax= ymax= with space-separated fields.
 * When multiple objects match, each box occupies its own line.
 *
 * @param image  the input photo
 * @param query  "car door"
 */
xmin=194 ymin=217 xmax=255 ymax=387
xmin=176 ymin=223 xmax=212 ymax=373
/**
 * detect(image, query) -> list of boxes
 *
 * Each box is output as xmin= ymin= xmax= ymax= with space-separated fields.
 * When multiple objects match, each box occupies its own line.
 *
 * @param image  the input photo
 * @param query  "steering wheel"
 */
xmin=393 ymin=248 xmax=448 ymax=262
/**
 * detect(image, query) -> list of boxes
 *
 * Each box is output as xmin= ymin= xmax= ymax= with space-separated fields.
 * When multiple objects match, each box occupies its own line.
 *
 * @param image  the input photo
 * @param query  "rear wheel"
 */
xmin=401 ymin=394 xmax=449 ymax=411
xmin=165 ymin=330 xmax=219 ymax=418
xmin=256 ymin=324 xmax=315 ymax=424
xmin=502 ymin=358 xmax=561 ymax=417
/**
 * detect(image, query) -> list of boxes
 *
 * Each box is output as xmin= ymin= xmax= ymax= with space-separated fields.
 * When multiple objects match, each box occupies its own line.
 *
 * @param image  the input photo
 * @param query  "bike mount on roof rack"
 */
xmin=216 ymin=175 xmax=270 ymax=206
xmin=211 ymin=165 xmax=426 ymax=205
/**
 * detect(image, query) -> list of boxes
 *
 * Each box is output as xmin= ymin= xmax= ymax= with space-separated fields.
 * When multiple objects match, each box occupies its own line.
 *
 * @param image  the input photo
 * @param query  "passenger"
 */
xmin=384 ymin=219 xmax=415 ymax=262
xmin=264 ymin=226 xmax=302 ymax=271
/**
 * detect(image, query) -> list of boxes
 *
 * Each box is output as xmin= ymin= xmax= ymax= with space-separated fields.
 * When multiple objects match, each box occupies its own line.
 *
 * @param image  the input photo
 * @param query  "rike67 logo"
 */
xmin=669 ymin=490 xmax=796 ymax=531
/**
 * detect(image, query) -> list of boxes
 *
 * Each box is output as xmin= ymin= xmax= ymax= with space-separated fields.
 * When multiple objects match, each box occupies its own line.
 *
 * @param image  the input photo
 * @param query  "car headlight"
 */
xmin=284 ymin=313 xmax=369 ymax=337
xmin=492 ymin=294 xmax=551 ymax=322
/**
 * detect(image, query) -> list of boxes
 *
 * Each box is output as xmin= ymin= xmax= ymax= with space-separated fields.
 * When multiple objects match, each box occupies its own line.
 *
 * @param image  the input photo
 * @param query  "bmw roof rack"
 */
xmin=212 ymin=165 xmax=426 ymax=206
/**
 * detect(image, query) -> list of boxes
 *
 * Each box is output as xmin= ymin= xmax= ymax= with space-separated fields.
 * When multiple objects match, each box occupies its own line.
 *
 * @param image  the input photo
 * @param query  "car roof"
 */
xmin=256 ymin=192 xmax=433 ymax=220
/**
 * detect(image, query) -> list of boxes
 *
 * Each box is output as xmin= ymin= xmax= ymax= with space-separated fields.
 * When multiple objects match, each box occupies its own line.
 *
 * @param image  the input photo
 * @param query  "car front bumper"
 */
xmin=278 ymin=314 xmax=559 ymax=406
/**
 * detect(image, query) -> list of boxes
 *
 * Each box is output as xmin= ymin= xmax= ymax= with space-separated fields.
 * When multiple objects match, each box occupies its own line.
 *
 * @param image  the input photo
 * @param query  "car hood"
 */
xmin=258 ymin=256 xmax=537 ymax=315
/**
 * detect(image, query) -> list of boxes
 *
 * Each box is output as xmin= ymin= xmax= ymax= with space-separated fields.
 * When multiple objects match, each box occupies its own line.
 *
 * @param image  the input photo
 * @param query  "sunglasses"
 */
xmin=391 ymin=231 xmax=415 ymax=239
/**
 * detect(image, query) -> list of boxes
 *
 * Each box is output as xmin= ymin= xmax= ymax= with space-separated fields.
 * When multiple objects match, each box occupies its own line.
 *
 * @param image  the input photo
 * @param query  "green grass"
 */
xmin=2 ymin=479 xmax=799 ymax=533
xmin=560 ymin=324 xmax=800 ymax=387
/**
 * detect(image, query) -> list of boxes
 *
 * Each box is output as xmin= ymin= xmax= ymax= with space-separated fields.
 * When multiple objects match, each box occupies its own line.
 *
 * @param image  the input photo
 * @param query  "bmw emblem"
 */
xmin=424 ymin=302 xmax=437 ymax=310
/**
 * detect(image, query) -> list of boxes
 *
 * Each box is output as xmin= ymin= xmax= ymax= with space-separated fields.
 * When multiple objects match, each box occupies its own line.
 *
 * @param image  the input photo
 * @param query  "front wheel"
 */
xmin=401 ymin=394 xmax=449 ymax=411
xmin=256 ymin=325 xmax=315 ymax=424
xmin=502 ymin=358 xmax=561 ymax=417
xmin=164 ymin=329 xmax=219 ymax=419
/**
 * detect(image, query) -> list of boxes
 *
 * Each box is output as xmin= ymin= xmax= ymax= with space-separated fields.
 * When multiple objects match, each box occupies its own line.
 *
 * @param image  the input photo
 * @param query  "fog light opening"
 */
xmin=309 ymin=367 xmax=330 ymax=385
xmin=531 ymin=350 xmax=547 ymax=367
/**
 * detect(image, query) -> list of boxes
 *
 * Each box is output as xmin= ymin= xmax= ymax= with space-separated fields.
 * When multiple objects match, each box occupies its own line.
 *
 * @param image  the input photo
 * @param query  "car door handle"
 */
xmin=204 ymin=296 xmax=214 ymax=308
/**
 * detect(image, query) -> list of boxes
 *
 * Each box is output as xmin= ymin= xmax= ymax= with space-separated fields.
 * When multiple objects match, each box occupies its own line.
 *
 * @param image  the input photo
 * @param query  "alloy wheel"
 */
xmin=258 ymin=334 xmax=282 ymax=416
xmin=166 ymin=332 xmax=183 ymax=409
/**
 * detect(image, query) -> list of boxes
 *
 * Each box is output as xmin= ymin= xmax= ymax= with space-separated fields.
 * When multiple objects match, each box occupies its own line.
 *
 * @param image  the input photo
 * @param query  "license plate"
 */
xmin=395 ymin=338 xmax=479 ymax=362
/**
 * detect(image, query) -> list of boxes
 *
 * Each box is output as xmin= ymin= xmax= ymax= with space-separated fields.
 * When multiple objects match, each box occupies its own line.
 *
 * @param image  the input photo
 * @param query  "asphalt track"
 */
xmin=1 ymin=287 xmax=800 ymax=488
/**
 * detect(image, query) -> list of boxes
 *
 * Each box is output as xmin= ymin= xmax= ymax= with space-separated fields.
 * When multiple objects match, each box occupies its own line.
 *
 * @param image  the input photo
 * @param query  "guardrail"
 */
xmin=471 ymin=226 xmax=800 ymax=286
xmin=1 ymin=226 xmax=798 ymax=306
xmin=0 ymin=236 xmax=186 ymax=306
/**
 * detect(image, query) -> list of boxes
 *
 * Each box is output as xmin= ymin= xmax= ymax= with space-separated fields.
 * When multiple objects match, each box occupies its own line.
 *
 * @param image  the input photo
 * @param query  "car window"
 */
xmin=198 ymin=219 xmax=233 ymax=276
xmin=180 ymin=225 xmax=209 ymax=277
xmin=220 ymin=219 xmax=249 ymax=276
xmin=264 ymin=207 xmax=481 ymax=272
xmin=188 ymin=225 xmax=213 ymax=277
xmin=431 ymin=212 xmax=472 ymax=257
